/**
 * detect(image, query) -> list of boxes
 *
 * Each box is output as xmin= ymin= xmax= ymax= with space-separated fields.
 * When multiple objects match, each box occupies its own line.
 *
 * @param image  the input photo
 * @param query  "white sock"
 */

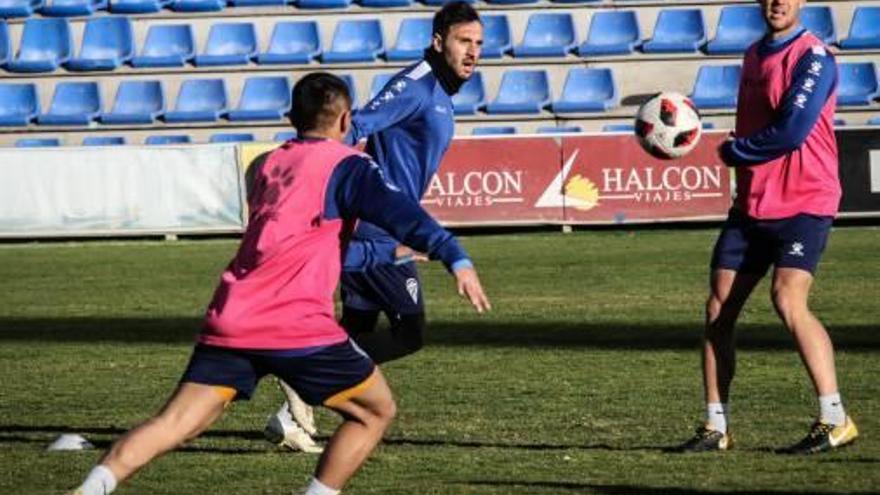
xmin=302 ymin=477 xmax=340 ymax=495
xmin=78 ymin=465 xmax=118 ymax=495
xmin=706 ymin=402 xmax=729 ymax=433
xmin=819 ymin=393 xmax=846 ymax=426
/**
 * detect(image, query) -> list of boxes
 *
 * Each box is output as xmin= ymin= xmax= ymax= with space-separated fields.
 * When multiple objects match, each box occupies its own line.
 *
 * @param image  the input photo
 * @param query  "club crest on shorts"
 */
xmin=405 ymin=278 xmax=419 ymax=304
xmin=788 ymin=241 xmax=805 ymax=257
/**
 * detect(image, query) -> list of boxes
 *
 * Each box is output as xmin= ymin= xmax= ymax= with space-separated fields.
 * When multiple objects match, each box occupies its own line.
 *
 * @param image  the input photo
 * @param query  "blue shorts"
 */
xmin=180 ymin=339 xmax=376 ymax=406
xmin=711 ymin=209 xmax=833 ymax=275
xmin=341 ymin=262 xmax=424 ymax=315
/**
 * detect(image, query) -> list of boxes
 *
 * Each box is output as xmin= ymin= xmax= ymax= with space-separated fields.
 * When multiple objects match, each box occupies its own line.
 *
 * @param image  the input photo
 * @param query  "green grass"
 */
xmin=1 ymin=228 xmax=878 ymax=494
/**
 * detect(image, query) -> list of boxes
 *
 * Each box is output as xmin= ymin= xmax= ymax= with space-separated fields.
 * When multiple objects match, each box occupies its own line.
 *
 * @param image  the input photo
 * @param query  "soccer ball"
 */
xmin=634 ymin=92 xmax=702 ymax=159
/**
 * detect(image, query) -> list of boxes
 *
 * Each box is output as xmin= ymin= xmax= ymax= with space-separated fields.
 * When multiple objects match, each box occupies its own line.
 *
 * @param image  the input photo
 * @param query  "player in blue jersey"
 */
xmin=265 ymin=1 xmax=484 ymax=451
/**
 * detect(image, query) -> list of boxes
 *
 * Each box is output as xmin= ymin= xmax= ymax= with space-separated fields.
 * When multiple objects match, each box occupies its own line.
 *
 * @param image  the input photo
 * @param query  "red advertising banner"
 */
xmin=422 ymin=132 xmax=733 ymax=226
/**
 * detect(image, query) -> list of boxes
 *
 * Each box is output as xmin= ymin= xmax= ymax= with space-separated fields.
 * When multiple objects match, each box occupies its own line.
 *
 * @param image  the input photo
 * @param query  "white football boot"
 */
xmin=278 ymin=379 xmax=318 ymax=436
xmin=264 ymin=403 xmax=323 ymax=454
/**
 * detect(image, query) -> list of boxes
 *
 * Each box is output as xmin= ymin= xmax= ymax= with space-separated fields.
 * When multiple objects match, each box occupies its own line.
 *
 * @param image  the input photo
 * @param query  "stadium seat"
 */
xmin=322 ymin=20 xmax=384 ymax=63
xmin=705 ymin=6 xmax=765 ymax=54
xmin=83 ymin=136 xmax=125 ymax=146
xmin=195 ymin=23 xmax=258 ymax=67
xmin=274 ymin=130 xmax=296 ymax=141
xmin=833 ymin=118 xmax=846 ymax=127
xmin=369 ymin=73 xmax=394 ymax=100
xmin=548 ymin=0 xmax=598 ymax=4
xmin=471 ymin=126 xmax=516 ymax=135
xmin=7 ymin=18 xmax=70 ymax=73
xmin=537 ymin=126 xmax=581 ymax=134
xmin=837 ymin=62 xmax=879 ymax=106
xmin=513 ymin=13 xmax=576 ymax=58
xmin=484 ymin=0 xmax=535 ymax=5
xmin=868 ymin=117 xmax=880 ymax=126
xmin=16 ymin=137 xmax=60 ymax=147
xmin=37 ymin=82 xmax=101 ymax=125
xmin=602 ymin=123 xmax=634 ymax=132
xmin=210 ymin=133 xmax=254 ymax=143
xmin=577 ymin=11 xmax=641 ymax=56
xmin=164 ymin=79 xmax=227 ymax=123
xmin=131 ymin=24 xmax=195 ymax=68
xmin=359 ymin=0 xmax=409 ymax=7
xmin=40 ymin=0 xmax=106 ymax=16
xmin=0 ymin=83 xmax=39 ymax=126
xmin=145 ymin=134 xmax=191 ymax=145
xmin=101 ymin=80 xmax=164 ymax=124
xmin=481 ymin=15 xmax=512 ymax=59
xmin=0 ymin=22 xmax=10 ymax=69
xmin=66 ymin=17 xmax=133 ymax=71
xmin=702 ymin=122 xmax=715 ymax=130
xmin=642 ymin=9 xmax=706 ymax=53
xmin=108 ymin=0 xmax=167 ymax=13
xmin=690 ymin=65 xmax=741 ymax=109
xmin=386 ymin=18 xmax=431 ymax=61
xmin=227 ymin=76 xmax=291 ymax=121
xmin=256 ymin=21 xmax=320 ymax=64
xmin=485 ymin=70 xmax=550 ymax=114
xmin=229 ymin=0 xmax=284 ymax=6
xmin=452 ymin=71 xmax=485 ymax=115
xmin=840 ymin=7 xmax=880 ymax=50
xmin=420 ymin=0 xmax=474 ymax=5
xmin=551 ymin=68 xmax=618 ymax=113
xmin=168 ymin=0 xmax=222 ymax=12
xmin=801 ymin=6 xmax=835 ymax=45
xmin=0 ymin=0 xmax=43 ymax=17
xmin=339 ymin=74 xmax=358 ymax=108
xmin=297 ymin=0 xmax=350 ymax=9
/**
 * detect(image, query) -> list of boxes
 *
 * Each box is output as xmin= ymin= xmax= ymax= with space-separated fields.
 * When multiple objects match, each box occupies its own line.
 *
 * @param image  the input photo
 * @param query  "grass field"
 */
xmin=1 ymin=228 xmax=878 ymax=494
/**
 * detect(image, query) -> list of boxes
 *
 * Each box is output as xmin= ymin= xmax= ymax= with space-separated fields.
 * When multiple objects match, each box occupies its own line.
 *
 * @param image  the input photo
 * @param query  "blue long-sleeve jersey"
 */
xmin=324 ymin=153 xmax=470 ymax=273
xmin=343 ymin=60 xmax=456 ymax=270
xmin=721 ymin=27 xmax=838 ymax=167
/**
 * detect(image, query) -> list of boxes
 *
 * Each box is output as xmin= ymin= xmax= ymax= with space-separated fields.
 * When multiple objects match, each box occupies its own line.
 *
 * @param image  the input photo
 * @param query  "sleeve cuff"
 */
xmin=451 ymin=259 xmax=474 ymax=272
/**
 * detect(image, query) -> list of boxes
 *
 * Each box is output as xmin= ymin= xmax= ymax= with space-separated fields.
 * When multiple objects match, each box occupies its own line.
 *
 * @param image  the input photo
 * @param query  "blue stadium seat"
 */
xmin=0 ymin=0 xmax=43 ymax=17
xmin=833 ymin=118 xmax=846 ymax=127
xmin=485 ymin=70 xmax=550 ymax=114
xmin=227 ymin=76 xmax=291 ymax=121
xmin=298 ymin=0 xmax=350 ymax=9
xmin=210 ymin=133 xmax=254 ymax=143
xmin=195 ymin=23 xmax=257 ymax=67
xmin=690 ymin=65 xmax=741 ymax=109
xmin=548 ymin=0 xmax=598 ymax=4
xmin=484 ymin=0 xmax=535 ymax=5
xmin=642 ymin=9 xmax=706 ymax=53
xmin=868 ymin=117 xmax=880 ymax=126
xmin=256 ymin=21 xmax=320 ymax=64
xmin=145 ymin=134 xmax=191 ymax=145
xmin=420 ymin=0 xmax=474 ymax=5
xmin=705 ymin=6 xmax=765 ymax=54
xmin=481 ymin=15 xmax=512 ymax=59
xmin=164 ymin=79 xmax=227 ymax=123
xmin=702 ymin=122 xmax=715 ymax=130
xmin=0 ymin=22 xmax=10 ymax=69
xmin=578 ymin=11 xmax=642 ymax=56
xmin=386 ymin=18 xmax=431 ymax=61
xmin=40 ymin=0 xmax=106 ymax=16
xmin=101 ymin=80 xmax=164 ymax=124
xmin=16 ymin=137 xmax=60 ymax=147
xmin=369 ymin=73 xmax=394 ymax=100
xmin=537 ymin=126 xmax=581 ymax=134
xmin=168 ymin=0 xmax=222 ymax=12
xmin=322 ymin=19 xmax=384 ymax=63
xmin=472 ymin=126 xmax=516 ymax=135
xmin=66 ymin=17 xmax=133 ymax=71
xmin=513 ymin=13 xmax=576 ymax=58
xmin=602 ymin=123 xmax=634 ymax=132
xmin=551 ymin=68 xmax=618 ymax=113
xmin=339 ymin=74 xmax=358 ymax=108
xmin=837 ymin=62 xmax=879 ymax=106
xmin=108 ymin=0 xmax=168 ymax=13
xmin=229 ymin=0 xmax=284 ymax=6
xmin=359 ymin=0 xmax=409 ymax=7
xmin=83 ymin=136 xmax=125 ymax=146
xmin=452 ymin=72 xmax=485 ymax=115
xmin=801 ymin=6 xmax=835 ymax=45
xmin=131 ymin=24 xmax=195 ymax=68
xmin=7 ymin=18 xmax=70 ymax=73
xmin=274 ymin=131 xmax=296 ymax=141
xmin=0 ymin=83 xmax=39 ymax=126
xmin=840 ymin=7 xmax=880 ymax=50
xmin=38 ymin=82 xmax=101 ymax=125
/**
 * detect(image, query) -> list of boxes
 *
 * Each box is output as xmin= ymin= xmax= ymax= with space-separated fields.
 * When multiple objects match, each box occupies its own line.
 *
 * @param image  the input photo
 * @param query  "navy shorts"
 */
xmin=341 ymin=261 xmax=424 ymax=315
xmin=711 ymin=209 xmax=833 ymax=275
xmin=180 ymin=339 xmax=376 ymax=406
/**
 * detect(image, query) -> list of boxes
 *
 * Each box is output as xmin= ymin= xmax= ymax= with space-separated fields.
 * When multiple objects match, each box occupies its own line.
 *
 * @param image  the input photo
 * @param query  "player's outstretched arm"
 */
xmin=454 ymin=265 xmax=491 ymax=313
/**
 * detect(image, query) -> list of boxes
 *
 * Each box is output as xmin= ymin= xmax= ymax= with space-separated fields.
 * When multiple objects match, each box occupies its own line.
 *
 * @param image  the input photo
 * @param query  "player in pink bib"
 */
xmin=678 ymin=0 xmax=858 ymax=455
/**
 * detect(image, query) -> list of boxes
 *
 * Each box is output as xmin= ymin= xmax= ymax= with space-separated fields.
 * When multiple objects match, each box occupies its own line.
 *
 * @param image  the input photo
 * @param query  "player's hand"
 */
xmin=454 ymin=267 xmax=491 ymax=313
xmin=394 ymin=245 xmax=428 ymax=265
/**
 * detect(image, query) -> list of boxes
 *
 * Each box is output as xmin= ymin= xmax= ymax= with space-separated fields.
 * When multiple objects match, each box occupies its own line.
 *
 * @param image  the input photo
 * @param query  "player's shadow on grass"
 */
xmin=455 ymin=480 xmax=845 ymax=494
xmin=1 ymin=318 xmax=879 ymax=351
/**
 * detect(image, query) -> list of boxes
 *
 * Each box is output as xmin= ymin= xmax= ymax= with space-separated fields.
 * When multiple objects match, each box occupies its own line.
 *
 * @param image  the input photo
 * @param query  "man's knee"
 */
xmin=771 ymin=287 xmax=808 ymax=329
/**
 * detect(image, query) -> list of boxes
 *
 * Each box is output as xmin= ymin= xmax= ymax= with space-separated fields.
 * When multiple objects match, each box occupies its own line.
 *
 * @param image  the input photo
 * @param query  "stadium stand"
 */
xmin=210 ymin=132 xmax=255 ymax=142
xmin=101 ymin=80 xmax=164 ymax=124
xmin=577 ymin=10 xmax=641 ymax=56
xmin=472 ymin=126 xmax=516 ymax=135
xmin=37 ymin=81 xmax=101 ymax=125
xmin=163 ymin=78 xmax=227 ymax=122
xmin=256 ymin=21 xmax=321 ymax=64
xmin=16 ymin=137 xmax=60 ymax=147
xmin=297 ymin=0 xmax=350 ymax=9
xmin=837 ymin=62 xmax=879 ymax=106
xmin=0 ymin=0 xmax=43 ymax=17
xmin=145 ymin=134 xmax=191 ymax=144
xmin=537 ymin=125 xmax=582 ymax=133
xmin=452 ymin=71 xmax=486 ymax=115
xmin=66 ymin=17 xmax=134 ymax=71
xmin=386 ymin=17 xmax=431 ymax=61
xmin=359 ymin=0 xmax=410 ymax=8
xmin=869 ymin=117 xmax=880 ymax=126
xmin=690 ymin=65 xmax=741 ymax=109
xmin=480 ymin=14 xmax=511 ymax=59
xmin=602 ymin=123 xmax=634 ymax=132
xmin=485 ymin=69 xmax=550 ymax=114
xmin=0 ymin=22 xmax=8 ymax=66
xmin=131 ymin=24 xmax=195 ymax=67
xmin=168 ymin=0 xmax=223 ymax=12
xmin=839 ymin=6 xmax=880 ymax=50
xmin=704 ymin=5 xmax=765 ymax=54
xmin=274 ymin=130 xmax=296 ymax=141
xmin=322 ymin=19 xmax=384 ymax=63
xmin=108 ymin=0 xmax=166 ymax=13
xmin=0 ymin=83 xmax=39 ymax=126
xmin=512 ymin=12 xmax=576 ymax=58
xmin=227 ymin=76 xmax=291 ymax=121
xmin=40 ymin=0 xmax=106 ymax=17
xmin=800 ymin=5 xmax=836 ymax=45
xmin=83 ymin=136 xmax=126 ymax=145
xmin=339 ymin=74 xmax=358 ymax=108
xmin=641 ymin=9 xmax=706 ymax=54
xmin=7 ymin=18 xmax=70 ymax=72
xmin=229 ymin=0 xmax=284 ymax=6
xmin=550 ymin=67 xmax=618 ymax=113
xmin=194 ymin=22 xmax=258 ymax=66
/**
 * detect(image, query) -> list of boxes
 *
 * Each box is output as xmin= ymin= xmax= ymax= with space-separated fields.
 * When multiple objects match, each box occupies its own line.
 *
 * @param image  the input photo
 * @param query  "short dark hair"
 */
xmin=290 ymin=72 xmax=352 ymax=133
xmin=432 ymin=1 xmax=480 ymax=40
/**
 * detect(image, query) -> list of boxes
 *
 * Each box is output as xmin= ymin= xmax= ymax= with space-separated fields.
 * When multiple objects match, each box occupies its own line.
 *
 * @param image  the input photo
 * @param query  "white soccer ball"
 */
xmin=634 ymin=92 xmax=702 ymax=159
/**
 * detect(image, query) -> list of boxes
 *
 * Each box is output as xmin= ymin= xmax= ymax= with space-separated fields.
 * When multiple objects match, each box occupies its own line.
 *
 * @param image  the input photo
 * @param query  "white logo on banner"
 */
xmin=406 ymin=278 xmax=419 ymax=304
xmin=870 ymin=151 xmax=880 ymax=193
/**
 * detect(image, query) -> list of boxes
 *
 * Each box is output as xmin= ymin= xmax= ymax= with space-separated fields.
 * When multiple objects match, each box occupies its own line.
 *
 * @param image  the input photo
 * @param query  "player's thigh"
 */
xmin=179 ymin=344 xmax=262 ymax=402
xmin=710 ymin=268 xmax=763 ymax=307
xmin=154 ymin=382 xmax=231 ymax=439
xmin=770 ymin=213 xmax=833 ymax=275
